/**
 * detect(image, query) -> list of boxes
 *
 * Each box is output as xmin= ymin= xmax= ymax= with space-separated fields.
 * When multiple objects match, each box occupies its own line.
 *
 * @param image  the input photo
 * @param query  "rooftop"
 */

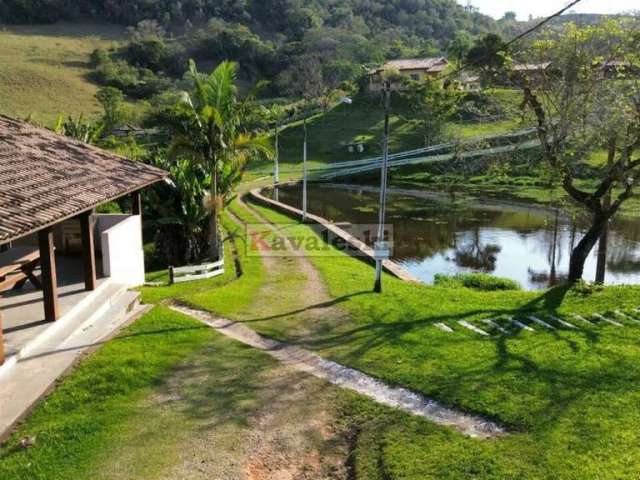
xmin=0 ymin=115 xmax=168 ymax=244
xmin=371 ymin=57 xmax=449 ymax=74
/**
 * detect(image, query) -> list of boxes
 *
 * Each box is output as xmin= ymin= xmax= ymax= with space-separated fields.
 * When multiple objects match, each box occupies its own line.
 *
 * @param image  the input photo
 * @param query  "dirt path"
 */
xmin=237 ymin=195 xmax=340 ymax=320
xmin=171 ymin=303 xmax=505 ymax=439
xmin=232 ymin=196 xmax=351 ymax=342
xmin=157 ymin=352 xmax=348 ymax=480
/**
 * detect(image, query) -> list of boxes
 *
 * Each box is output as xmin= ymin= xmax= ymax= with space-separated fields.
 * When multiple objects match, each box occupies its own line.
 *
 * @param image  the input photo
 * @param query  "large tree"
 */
xmin=169 ymin=60 xmax=272 ymax=259
xmin=515 ymin=20 xmax=640 ymax=282
xmin=402 ymin=78 xmax=460 ymax=147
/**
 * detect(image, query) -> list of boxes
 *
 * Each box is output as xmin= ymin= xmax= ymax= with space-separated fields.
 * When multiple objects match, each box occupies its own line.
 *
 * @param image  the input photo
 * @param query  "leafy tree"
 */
xmin=146 ymin=153 xmax=210 ymax=265
xmin=466 ymin=33 xmax=508 ymax=85
xmin=125 ymin=37 xmax=167 ymax=71
xmin=403 ymin=78 xmax=460 ymax=146
xmin=168 ymin=60 xmax=272 ymax=259
xmin=447 ymin=30 xmax=473 ymax=71
xmin=516 ymin=20 xmax=640 ymax=282
xmin=96 ymin=87 xmax=125 ymax=130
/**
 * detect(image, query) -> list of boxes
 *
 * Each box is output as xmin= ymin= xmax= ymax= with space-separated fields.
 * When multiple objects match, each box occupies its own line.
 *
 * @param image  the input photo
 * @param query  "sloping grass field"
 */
xmin=0 ymin=23 xmax=124 ymax=126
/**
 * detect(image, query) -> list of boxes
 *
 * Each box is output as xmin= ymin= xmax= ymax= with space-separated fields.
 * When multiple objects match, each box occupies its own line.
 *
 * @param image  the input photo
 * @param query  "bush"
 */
xmin=434 ymin=273 xmax=521 ymax=291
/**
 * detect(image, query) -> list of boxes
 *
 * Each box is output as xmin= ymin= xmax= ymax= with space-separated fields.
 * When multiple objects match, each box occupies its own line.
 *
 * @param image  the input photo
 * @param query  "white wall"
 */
xmin=96 ymin=215 xmax=145 ymax=287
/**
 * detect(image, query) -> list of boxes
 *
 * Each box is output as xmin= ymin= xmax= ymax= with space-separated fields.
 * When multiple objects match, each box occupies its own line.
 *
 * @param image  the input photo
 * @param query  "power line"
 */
xmin=504 ymin=0 xmax=584 ymax=49
xmin=442 ymin=0 xmax=584 ymax=81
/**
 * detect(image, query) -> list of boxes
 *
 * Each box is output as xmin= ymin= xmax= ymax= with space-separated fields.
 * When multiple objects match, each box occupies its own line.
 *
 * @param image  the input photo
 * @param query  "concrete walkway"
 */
xmin=0 ymin=285 xmax=148 ymax=442
xmin=170 ymin=304 xmax=505 ymax=439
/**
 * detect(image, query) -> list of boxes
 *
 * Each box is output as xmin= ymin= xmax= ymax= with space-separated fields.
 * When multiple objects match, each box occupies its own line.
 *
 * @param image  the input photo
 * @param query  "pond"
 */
xmin=274 ymin=184 xmax=640 ymax=290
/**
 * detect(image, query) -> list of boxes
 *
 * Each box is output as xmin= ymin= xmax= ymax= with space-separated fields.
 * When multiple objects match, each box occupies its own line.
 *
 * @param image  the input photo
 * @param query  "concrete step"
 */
xmin=481 ymin=319 xmax=509 ymax=334
xmin=458 ymin=320 xmax=490 ymax=336
xmin=434 ymin=323 xmax=454 ymax=333
xmin=548 ymin=315 xmax=578 ymax=330
xmin=591 ymin=313 xmax=623 ymax=327
xmin=509 ymin=317 xmax=535 ymax=332
xmin=614 ymin=311 xmax=640 ymax=325
xmin=61 ymin=290 xmax=140 ymax=350
xmin=0 ymin=287 xmax=147 ymax=441
xmin=528 ymin=316 xmax=556 ymax=330
xmin=19 ymin=282 xmax=128 ymax=359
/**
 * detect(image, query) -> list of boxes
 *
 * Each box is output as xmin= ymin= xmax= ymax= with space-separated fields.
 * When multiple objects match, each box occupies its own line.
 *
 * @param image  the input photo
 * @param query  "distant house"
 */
xmin=508 ymin=60 xmax=639 ymax=85
xmin=512 ymin=62 xmax=553 ymax=74
xmin=368 ymin=57 xmax=449 ymax=91
xmin=460 ymin=74 xmax=481 ymax=91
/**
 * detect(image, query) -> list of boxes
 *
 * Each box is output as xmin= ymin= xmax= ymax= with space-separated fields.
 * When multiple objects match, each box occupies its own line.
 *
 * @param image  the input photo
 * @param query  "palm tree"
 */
xmin=169 ymin=60 xmax=272 ymax=259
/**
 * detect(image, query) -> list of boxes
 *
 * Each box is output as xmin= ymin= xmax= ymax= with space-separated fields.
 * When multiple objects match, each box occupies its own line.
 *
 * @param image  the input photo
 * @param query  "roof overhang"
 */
xmin=0 ymin=115 xmax=169 ymax=245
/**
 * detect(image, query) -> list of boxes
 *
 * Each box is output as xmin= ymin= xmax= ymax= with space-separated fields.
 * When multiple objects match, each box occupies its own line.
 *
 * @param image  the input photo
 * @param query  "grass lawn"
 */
xmin=0 ymin=306 xmax=215 ymax=480
xmin=195 ymin=197 xmax=640 ymax=479
xmin=0 ymin=23 xmax=125 ymax=126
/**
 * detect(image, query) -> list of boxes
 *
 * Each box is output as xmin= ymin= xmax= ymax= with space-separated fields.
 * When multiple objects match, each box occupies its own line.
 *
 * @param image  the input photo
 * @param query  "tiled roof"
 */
xmin=371 ymin=57 xmax=449 ymax=74
xmin=0 ymin=115 xmax=168 ymax=243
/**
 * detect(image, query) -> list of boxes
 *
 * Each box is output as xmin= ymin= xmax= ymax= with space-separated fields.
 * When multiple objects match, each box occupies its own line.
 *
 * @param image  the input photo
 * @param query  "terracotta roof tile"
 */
xmin=370 ymin=57 xmax=449 ymax=74
xmin=0 ymin=115 xmax=168 ymax=243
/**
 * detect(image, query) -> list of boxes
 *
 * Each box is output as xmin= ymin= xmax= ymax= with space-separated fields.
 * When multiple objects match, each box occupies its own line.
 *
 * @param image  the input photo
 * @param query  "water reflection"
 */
xmin=274 ymin=184 xmax=640 ymax=290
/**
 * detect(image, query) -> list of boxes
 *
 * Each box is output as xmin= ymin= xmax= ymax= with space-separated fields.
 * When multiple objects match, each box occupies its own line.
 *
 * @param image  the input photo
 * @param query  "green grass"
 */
xmin=208 ymin=198 xmax=640 ymax=479
xmin=0 ymin=23 xmax=125 ymax=126
xmin=0 ymin=214 xmax=346 ymax=480
xmin=434 ymin=272 xmax=522 ymax=291
xmin=0 ymin=306 xmax=215 ymax=479
xmin=247 ymin=91 xmax=524 ymax=181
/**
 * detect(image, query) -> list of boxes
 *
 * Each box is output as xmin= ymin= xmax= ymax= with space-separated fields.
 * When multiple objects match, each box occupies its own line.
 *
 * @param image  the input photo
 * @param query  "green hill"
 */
xmin=0 ymin=23 xmax=125 ymax=125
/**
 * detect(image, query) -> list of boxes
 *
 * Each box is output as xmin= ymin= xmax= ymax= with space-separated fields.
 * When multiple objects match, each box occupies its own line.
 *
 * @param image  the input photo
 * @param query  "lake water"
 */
xmin=274 ymin=184 xmax=640 ymax=290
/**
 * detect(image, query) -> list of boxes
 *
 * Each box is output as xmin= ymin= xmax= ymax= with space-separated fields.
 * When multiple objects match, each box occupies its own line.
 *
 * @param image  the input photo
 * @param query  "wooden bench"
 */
xmin=0 ymin=246 xmax=42 ymax=293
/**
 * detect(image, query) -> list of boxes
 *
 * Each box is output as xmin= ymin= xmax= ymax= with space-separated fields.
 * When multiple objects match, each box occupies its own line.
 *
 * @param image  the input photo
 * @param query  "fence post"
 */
xmin=169 ymin=266 xmax=175 ymax=285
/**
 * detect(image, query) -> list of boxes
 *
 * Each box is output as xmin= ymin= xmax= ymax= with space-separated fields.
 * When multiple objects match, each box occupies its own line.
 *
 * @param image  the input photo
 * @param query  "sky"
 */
xmin=457 ymin=0 xmax=640 ymax=20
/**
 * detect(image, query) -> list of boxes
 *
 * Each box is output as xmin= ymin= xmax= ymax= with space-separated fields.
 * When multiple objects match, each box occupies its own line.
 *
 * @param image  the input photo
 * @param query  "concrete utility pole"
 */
xmin=374 ymin=80 xmax=392 ymax=293
xmin=274 ymin=123 xmax=280 ymax=202
xmin=302 ymin=117 xmax=308 ymax=222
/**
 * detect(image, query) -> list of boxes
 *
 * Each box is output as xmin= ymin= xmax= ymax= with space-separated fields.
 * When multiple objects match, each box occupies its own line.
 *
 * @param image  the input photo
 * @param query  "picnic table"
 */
xmin=0 ymin=246 xmax=42 ymax=293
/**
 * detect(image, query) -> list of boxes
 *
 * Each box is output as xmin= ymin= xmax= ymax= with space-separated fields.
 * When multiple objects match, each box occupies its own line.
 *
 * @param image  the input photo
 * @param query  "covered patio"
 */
xmin=0 ymin=114 xmax=168 ymax=368
xmin=1 ymin=254 xmax=107 ymax=359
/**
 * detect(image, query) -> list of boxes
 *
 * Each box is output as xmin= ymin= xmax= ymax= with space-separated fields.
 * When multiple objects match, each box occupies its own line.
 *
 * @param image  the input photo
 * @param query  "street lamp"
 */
xmin=301 ymin=96 xmax=352 ymax=222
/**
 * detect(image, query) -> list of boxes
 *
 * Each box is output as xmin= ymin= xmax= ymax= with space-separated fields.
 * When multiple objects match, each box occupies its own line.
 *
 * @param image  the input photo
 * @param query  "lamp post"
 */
xmin=301 ymin=96 xmax=352 ymax=223
xmin=374 ymin=81 xmax=391 ymax=293
xmin=274 ymin=123 xmax=280 ymax=202
xmin=302 ymin=117 xmax=308 ymax=222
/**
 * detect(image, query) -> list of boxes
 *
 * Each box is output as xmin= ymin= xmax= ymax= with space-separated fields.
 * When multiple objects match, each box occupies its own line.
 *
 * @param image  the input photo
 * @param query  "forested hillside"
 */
xmin=1 ymin=0 xmax=496 ymax=47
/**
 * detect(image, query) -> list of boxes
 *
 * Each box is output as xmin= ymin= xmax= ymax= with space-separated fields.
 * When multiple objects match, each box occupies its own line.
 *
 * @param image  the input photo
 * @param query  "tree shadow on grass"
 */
xmin=229 ymin=282 xmax=636 ymax=434
xmin=154 ymin=341 xmax=329 ymax=432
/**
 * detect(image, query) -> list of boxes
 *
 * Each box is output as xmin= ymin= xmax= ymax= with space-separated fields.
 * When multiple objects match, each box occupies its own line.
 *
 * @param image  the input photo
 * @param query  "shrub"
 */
xmin=434 ymin=273 xmax=521 ymax=291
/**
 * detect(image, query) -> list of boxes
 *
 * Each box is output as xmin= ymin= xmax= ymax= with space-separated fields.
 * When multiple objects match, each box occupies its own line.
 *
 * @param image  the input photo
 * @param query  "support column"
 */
xmin=80 ymin=211 xmax=97 ymax=291
xmin=38 ymin=227 xmax=59 ymax=322
xmin=132 ymin=190 xmax=142 ymax=216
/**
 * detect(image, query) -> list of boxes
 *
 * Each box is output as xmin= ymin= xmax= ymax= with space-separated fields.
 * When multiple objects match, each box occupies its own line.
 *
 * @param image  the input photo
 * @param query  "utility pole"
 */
xmin=374 ymin=81 xmax=391 ymax=293
xmin=302 ymin=117 xmax=308 ymax=222
xmin=274 ymin=123 xmax=280 ymax=202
